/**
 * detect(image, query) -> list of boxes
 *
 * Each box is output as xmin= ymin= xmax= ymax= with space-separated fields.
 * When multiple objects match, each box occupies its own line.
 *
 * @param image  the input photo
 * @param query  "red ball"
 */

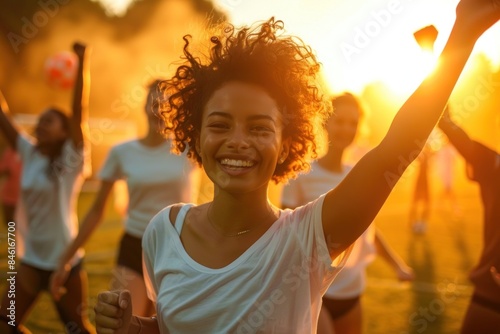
xmin=44 ymin=51 xmax=78 ymax=89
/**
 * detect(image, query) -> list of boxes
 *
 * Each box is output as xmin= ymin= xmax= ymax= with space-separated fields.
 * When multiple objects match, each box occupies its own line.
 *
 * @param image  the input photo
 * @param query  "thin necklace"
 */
xmin=207 ymin=203 xmax=275 ymax=238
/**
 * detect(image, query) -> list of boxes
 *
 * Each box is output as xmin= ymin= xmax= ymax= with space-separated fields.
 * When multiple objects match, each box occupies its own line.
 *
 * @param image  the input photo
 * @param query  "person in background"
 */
xmin=50 ymin=80 xmax=201 ymax=317
xmin=0 ymin=42 xmax=94 ymax=334
xmin=435 ymin=138 xmax=461 ymax=217
xmin=408 ymin=141 xmax=433 ymax=234
xmin=281 ymin=93 xmax=414 ymax=334
xmin=438 ymin=105 xmax=500 ymax=333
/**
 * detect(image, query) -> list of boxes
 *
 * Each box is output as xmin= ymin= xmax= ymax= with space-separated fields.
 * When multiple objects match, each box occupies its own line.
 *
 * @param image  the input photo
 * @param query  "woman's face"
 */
xmin=35 ymin=109 xmax=68 ymax=146
xmin=199 ymin=81 xmax=289 ymax=195
xmin=326 ymin=103 xmax=360 ymax=151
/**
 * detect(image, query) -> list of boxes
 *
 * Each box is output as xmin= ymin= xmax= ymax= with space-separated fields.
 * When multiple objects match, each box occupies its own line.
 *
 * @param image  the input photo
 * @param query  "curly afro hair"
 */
xmin=159 ymin=17 xmax=331 ymax=183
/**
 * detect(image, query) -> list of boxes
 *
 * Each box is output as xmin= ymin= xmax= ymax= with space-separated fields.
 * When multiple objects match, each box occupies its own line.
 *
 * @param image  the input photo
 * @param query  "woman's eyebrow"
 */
xmin=207 ymin=111 xmax=231 ymax=118
xmin=207 ymin=112 xmax=276 ymax=124
xmin=247 ymin=115 xmax=276 ymax=125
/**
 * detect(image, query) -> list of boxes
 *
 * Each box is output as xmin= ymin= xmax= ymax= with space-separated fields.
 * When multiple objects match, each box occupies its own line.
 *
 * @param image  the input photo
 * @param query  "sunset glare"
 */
xmin=213 ymin=0 xmax=500 ymax=95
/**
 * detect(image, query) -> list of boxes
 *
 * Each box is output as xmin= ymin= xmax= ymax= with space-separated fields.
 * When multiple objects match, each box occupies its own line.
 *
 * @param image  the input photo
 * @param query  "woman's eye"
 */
xmin=208 ymin=123 xmax=229 ymax=129
xmin=251 ymin=126 xmax=272 ymax=132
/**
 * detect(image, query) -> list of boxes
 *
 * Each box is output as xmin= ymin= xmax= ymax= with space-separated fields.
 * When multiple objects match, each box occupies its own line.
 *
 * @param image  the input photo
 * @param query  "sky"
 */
xmin=212 ymin=0 xmax=500 ymax=94
xmin=95 ymin=0 xmax=500 ymax=95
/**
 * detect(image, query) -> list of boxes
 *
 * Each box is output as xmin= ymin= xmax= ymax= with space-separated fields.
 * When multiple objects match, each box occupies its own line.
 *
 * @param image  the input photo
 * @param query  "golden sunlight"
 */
xmin=373 ymin=49 xmax=439 ymax=97
xmin=216 ymin=0 xmax=499 ymax=95
xmin=98 ymin=0 xmax=499 ymax=90
xmin=92 ymin=0 xmax=137 ymax=16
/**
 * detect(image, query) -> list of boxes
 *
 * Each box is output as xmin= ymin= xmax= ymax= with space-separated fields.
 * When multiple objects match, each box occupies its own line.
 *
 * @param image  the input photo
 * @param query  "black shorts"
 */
xmin=116 ymin=232 xmax=143 ymax=275
xmin=322 ymin=295 xmax=361 ymax=320
xmin=471 ymin=293 xmax=500 ymax=314
xmin=20 ymin=260 xmax=83 ymax=291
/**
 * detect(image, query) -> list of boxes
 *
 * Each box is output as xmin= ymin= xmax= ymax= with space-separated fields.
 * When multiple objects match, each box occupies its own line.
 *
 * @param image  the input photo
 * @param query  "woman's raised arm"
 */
xmin=69 ymin=42 xmax=91 ymax=148
xmin=0 ymin=90 xmax=20 ymax=150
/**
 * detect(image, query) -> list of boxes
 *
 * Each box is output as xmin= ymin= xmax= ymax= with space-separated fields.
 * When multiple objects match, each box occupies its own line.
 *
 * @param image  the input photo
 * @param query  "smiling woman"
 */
xmin=93 ymin=1 xmax=500 ymax=332
xmin=199 ymin=82 xmax=289 ymax=192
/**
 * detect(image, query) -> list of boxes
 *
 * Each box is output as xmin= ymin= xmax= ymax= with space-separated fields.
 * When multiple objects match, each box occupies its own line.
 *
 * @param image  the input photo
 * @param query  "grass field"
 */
xmin=0 ymin=160 xmax=485 ymax=334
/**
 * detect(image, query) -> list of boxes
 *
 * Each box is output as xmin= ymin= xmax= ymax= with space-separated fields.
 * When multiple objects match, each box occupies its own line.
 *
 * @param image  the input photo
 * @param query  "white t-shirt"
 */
xmin=99 ymin=139 xmax=199 ymax=238
xmin=143 ymin=195 xmax=349 ymax=334
xmin=281 ymin=162 xmax=376 ymax=299
xmin=16 ymin=135 xmax=89 ymax=270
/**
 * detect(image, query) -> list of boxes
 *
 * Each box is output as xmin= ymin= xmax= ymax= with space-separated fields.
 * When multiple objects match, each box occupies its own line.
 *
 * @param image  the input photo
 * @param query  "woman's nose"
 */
xmin=226 ymin=127 xmax=250 ymax=150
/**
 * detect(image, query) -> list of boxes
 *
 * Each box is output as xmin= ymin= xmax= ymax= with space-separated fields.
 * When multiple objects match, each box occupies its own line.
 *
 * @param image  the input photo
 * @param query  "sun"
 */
xmin=299 ymin=22 xmax=442 ymax=97
xmin=92 ymin=0 xmax=137 ymax=16
xmin=373 ymin=48 xmax=439 ymax=97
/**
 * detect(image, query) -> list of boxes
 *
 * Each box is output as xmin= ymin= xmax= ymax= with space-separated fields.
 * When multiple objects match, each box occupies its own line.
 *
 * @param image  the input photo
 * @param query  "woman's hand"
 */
xmin=94 ymin=290 xmax=133 ymax=334
xmin=49 ymin=264 xmax=71 ymax=301
xmin=396 ymin=265 xmax=415 ymax=282
xmin=72 ymin=42 xmax=88 ymax=59
xmin=455 ymin=0 xmax=500 ymax=41
xmin=491 ymin=266 xmax=500 ymax=286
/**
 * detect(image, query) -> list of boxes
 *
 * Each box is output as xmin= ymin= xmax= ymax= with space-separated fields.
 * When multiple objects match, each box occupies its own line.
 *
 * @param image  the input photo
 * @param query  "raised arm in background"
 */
xmin=438 ymin=105 xmax=475 ymax=160
xmin=69 ymin=42 xmax=91 ymax=147
xmin=0 ymin=90 xmax=20 ymax=150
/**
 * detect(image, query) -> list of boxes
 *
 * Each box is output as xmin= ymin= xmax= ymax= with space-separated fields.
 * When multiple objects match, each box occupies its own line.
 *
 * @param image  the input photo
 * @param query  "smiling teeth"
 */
xmin=220 ymin=159 xmax=254 ymax=167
